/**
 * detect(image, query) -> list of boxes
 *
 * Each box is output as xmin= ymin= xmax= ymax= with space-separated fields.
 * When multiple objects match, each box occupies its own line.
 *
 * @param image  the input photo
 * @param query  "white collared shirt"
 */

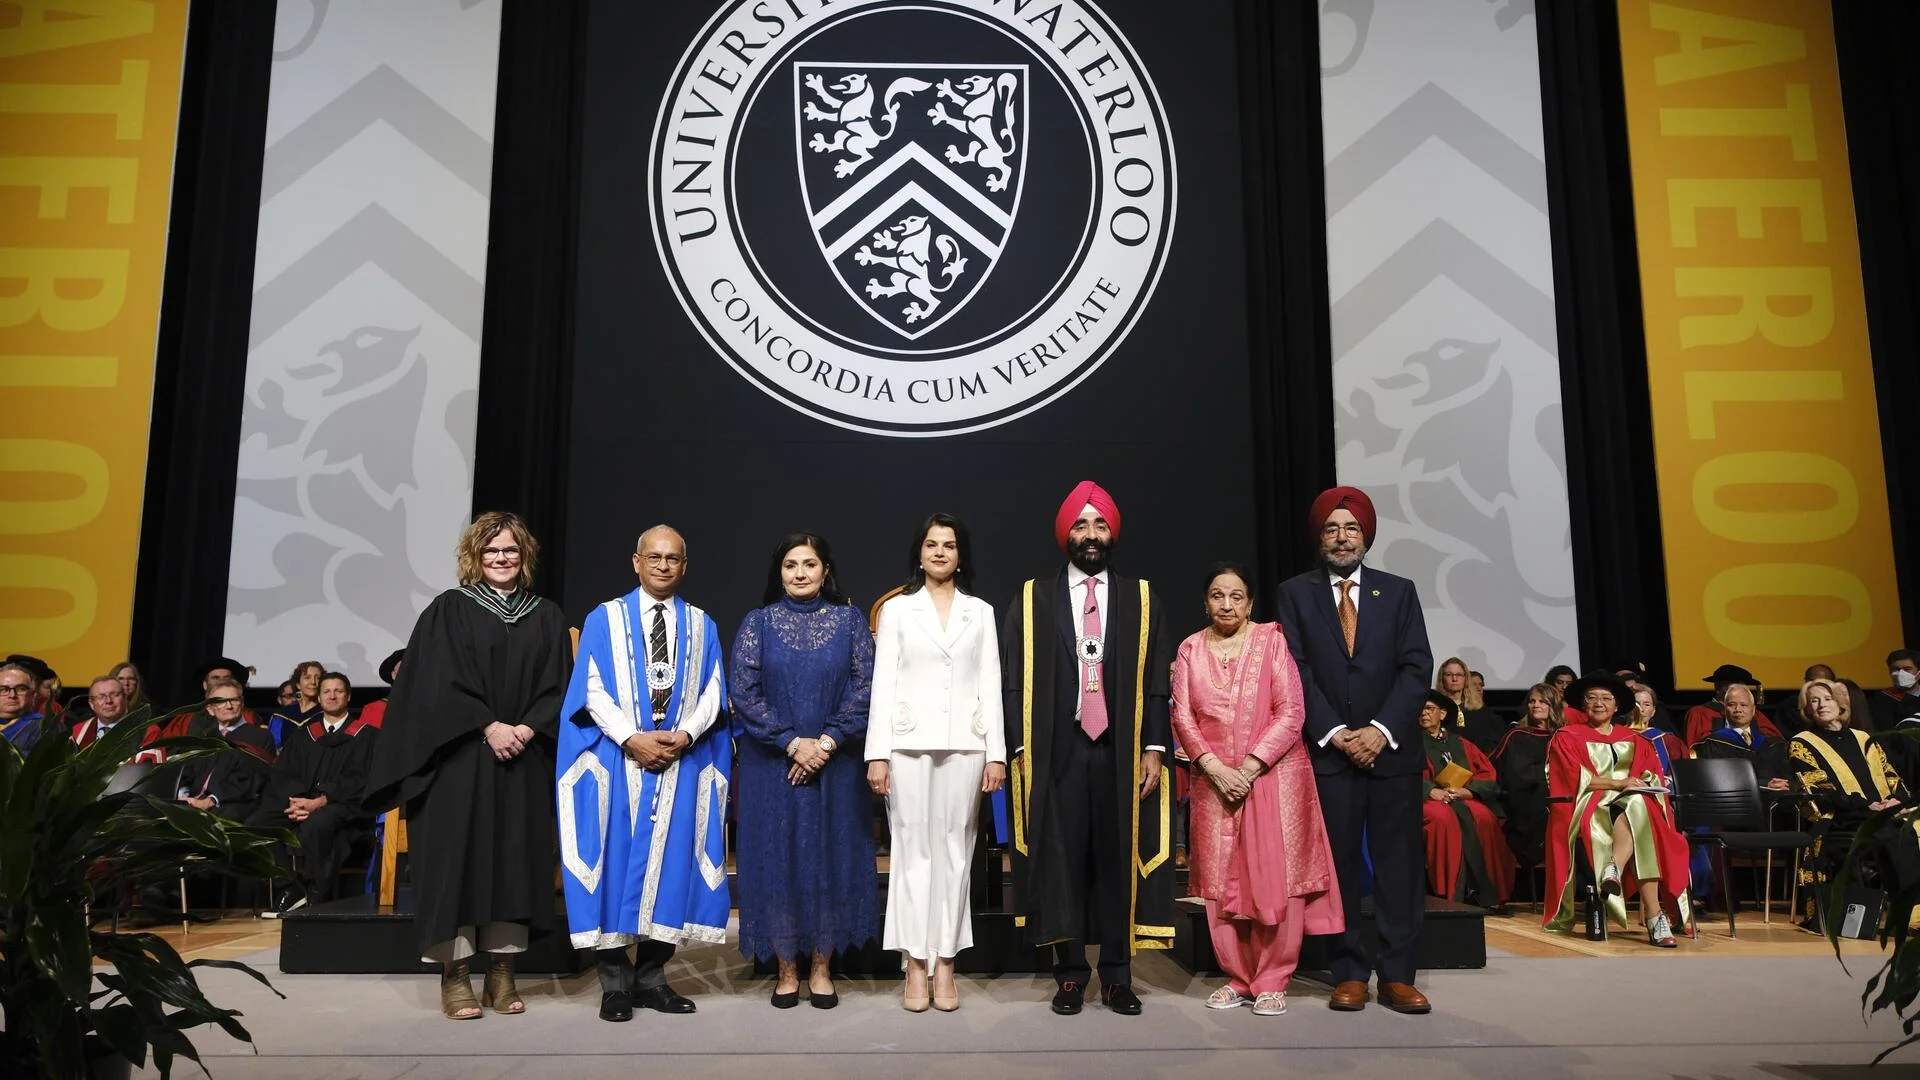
xmin=322 ymin=715 xmax=348 ymax=735
xmin=1328 ymin=564 xmax=1364 ymax=616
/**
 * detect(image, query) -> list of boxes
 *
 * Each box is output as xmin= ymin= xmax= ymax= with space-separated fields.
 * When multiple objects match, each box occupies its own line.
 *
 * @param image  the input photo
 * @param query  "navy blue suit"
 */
xmin=1273 ymin=565 xmax=1433 ymax=986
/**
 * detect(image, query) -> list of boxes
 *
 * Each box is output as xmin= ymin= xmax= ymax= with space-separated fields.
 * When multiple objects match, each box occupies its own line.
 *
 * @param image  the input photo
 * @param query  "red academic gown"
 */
xmin=1684 ymin=702 xmax=1781 ymax=747
xmin=1543 ymin=722 xmax=1693 ymax=931
xmin=1420 ymin=734 xmax=1516 ymax=904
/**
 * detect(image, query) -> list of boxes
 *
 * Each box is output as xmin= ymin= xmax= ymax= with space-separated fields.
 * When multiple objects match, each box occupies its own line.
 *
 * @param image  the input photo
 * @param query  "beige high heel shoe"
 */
xmin=932 ymin=958 xmax=959 ymax=1012
xmin=903 ymin=958 xmax=931 ymax=1012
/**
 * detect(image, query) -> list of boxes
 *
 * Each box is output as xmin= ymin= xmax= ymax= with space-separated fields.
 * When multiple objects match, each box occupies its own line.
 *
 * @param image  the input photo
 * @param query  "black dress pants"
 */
xmin=247 ymin=803 xmax=357 ymax=899
xmin=1315 ymin=767 xmax=1424 ymax=985
xmin=597 ymin=940 xmax=676 ymax=993
xmin=1049 ymin=727 xmax=1131 ymax=989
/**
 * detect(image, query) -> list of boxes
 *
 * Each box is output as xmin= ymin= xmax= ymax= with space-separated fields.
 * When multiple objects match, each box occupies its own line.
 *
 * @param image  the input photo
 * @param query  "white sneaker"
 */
xmin=1206 ymin=986 xmax=1252 ymax=1009
xmin=1251 ymin=992 xmax=1288 ymax=1016
xmin=1648 ymin=912 xmax=1678 ymax=948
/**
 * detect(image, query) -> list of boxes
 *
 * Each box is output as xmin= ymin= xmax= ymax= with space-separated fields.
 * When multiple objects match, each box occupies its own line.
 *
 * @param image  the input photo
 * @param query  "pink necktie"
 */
xmin=1080 ymin=578 xmax=1109 ymax=741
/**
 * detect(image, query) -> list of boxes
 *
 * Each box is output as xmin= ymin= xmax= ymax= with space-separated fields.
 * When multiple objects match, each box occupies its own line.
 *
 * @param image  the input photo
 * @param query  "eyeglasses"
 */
xmin=1320 ymin=523 xmax=1365 ymax=539
xmin=208 ymin=697 xmax=243 ymax=707
xmin=481 ymin=546 xmax=522 ymax=563
xmin=638 ymin=553 xmax=685 ymax=567
xmin=0 ymin=685 xmax=30 ymax=696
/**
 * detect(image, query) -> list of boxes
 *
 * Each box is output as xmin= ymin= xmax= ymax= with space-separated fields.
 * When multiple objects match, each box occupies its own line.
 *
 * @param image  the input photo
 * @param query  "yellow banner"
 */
xmin=1618 ymin=0 xmax=1902 ymax=687
xmin=0 ymin=1 xmax=189 ymax=684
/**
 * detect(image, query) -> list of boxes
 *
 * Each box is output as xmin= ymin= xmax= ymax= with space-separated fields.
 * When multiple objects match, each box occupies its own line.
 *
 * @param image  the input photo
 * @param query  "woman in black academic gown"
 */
xmin=364 ymin=511 xmax=570 ymax=1020
xmin=1492 ymin=682 xmax=1562 ymax=873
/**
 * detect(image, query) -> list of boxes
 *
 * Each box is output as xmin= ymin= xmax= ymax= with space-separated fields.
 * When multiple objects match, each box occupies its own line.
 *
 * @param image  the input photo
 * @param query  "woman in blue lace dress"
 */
xmin=731 ymin=532 xmax=878 ymax=1009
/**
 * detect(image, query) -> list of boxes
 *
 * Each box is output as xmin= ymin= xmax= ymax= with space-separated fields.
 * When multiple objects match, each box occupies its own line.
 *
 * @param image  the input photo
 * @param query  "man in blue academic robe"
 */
xmin=560 ymin=526 xmax=730 ymax=1022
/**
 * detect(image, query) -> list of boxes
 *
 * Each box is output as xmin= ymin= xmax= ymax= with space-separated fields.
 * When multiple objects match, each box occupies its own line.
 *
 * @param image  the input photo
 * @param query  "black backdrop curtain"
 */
xmin=469 ymin=0 xmax=587 ymax=606
xmin=1834 ymin=0 xmax=1920 ymax=648
xmin=1234 ymin=0 xmax=1338 ymax=604
xmin=129 ymin=0 xmax=275 ymax=708
xmin=1534 ymin=0 xmax=1676 ymax=687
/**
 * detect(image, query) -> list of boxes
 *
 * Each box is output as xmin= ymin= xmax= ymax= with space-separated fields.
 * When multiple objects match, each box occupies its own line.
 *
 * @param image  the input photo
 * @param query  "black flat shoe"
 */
xmin=598 ymin=991 xmax=633 ymax=1022
xmin=1102 ymin=984 xmax=1143 ymax=1015
xmin=1051 ymin=981 xmax=1084 ymax=1016
xmin=810 ymin=987 xmax=839 ymax=1010
xmin=770 ymin=988 xmax=800 ymax=1009
xmin=634 ymin=985 xmax=696 ymax=1014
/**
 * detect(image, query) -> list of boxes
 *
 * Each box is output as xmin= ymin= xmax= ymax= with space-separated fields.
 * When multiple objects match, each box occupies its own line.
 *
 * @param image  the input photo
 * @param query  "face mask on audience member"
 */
xmin=1896 ymin=668 xmax=1919 ymax=691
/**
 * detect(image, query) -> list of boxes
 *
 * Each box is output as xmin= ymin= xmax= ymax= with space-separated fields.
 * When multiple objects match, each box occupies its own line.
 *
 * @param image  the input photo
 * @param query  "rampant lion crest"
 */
xmin=854 ymin=213 xmax=971 ymax=324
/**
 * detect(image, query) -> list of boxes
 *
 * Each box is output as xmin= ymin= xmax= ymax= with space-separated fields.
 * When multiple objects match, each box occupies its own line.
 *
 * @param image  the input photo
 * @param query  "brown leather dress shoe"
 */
xmin=1328 ymin=980 xmax=1369 ymax=1011
xmin=1378 ymin=982 xmax=1431 ymax=1014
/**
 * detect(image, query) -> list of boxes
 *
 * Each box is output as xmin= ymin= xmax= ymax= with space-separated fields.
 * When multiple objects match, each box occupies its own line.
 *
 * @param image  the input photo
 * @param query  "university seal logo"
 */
xmin=650 ymin=0 xmax=1176 ymax=437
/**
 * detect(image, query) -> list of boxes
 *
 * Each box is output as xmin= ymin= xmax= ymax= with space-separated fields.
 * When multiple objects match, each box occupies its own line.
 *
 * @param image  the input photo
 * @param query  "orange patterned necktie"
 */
xmin=1338 ymin=579 xmax=1357 ymax=656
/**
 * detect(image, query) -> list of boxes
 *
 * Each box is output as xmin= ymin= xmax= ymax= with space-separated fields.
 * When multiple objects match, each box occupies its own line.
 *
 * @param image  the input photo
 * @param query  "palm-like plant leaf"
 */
xmin=0 ymin=703 xmax=286 ymax=1079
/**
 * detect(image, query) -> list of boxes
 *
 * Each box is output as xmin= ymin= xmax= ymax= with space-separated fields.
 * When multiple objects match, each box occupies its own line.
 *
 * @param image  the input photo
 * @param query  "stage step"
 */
xmin=1167 ymin=895 xmax=1488 ymax=974
xmin=278 ymin=896 xmax=586 ymax=975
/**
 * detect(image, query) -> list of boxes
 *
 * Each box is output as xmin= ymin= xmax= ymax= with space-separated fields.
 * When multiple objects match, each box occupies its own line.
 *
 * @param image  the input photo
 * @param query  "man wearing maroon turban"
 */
xmin=1273 ymin=486 xmax=1435 ymax=1014
xmin=1000 ymin=481 xmax=1175 ymax=1017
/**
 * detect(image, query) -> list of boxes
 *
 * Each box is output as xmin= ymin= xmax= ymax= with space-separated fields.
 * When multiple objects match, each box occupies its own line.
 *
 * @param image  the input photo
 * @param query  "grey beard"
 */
xmin=1320 ymin=543 xmax=1367 ymax=575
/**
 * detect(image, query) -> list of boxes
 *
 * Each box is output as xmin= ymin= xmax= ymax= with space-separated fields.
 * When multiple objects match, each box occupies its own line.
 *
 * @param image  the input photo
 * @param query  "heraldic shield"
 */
xmin=795 ymin=62 xmax=1028 ymax=341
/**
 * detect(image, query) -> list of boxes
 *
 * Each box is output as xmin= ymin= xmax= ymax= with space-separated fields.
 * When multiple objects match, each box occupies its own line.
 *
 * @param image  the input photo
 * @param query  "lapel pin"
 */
xmin=1371 ymin=589 xmax=1381 ymax=597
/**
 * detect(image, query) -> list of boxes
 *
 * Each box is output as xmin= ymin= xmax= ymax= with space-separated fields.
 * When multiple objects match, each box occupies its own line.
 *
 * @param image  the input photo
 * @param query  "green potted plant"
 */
xmin=1825 ymin=796 xmax=1920 ymax=1063
xmin=1 ymin=716 xmax=287 ymax=1078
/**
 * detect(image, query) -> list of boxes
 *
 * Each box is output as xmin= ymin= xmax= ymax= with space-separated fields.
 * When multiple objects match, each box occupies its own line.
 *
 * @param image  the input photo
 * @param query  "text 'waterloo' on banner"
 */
xmin=0 ymin=1 xmax=189 ymax=680
xmin=1617 ymin=0 xmax=1902 ymax=686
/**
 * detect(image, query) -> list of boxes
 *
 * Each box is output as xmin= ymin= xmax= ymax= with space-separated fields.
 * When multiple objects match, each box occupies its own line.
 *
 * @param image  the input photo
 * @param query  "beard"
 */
xmin=1320 ymin=539 xmax=1367 ymax=575
xmin=1069 ymin=537 xmax=1112 ymax=575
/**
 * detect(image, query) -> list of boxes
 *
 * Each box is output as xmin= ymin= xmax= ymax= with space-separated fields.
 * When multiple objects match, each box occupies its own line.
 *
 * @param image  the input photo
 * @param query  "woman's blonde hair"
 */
xmin=1524 ymin=681 xmax=1565 ymax=730
xmin=1798 ymin=678 xmax=1849 ymax=727
xmin=1437 ymin=656 xmax=1483 ymax=711
xmin=456 ymin=511 xmax=540 ymax=590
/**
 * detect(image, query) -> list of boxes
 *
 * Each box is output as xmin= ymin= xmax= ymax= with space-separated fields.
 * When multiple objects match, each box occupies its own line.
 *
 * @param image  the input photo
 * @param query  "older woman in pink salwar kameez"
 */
xmin=1171 ymin=563 xmax=1343 ymax=1017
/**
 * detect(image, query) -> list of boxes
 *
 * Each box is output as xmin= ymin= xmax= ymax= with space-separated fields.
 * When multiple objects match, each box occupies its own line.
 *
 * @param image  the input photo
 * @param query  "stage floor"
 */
xmin=123 ymin=909 xmax=1920 ymax=1079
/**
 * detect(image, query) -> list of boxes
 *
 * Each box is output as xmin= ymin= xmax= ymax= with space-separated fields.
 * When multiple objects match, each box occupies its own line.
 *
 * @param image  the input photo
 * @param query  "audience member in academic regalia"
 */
xmin=1544 ymin=674 xmax=1691 ymax=948
xmin=267 ymin=660 xmax=324 ymax=750
xmin=354 ymin=650 xmax=404 ymax=730
xmin=1418 ymin=691 xmax=1513 ymax=907
xmin=362 ymin=511 xmax=570 ymax=1021
xmin=166 ymin=657 xmax=260 ymax=742
xmin=1769 ymin=664 xmax=1834 ymax=736
xmin=1790 ymin=678 xmax=1920 ymax=930
xmin=250 ymin=672 xmax=379 ymax=917
xmin=1542 ymin=665 xmax=1581 ymax=727
xmin=1627 ymin=683 xmax=1689 ymax=781
xmin=70 ymin=675 xmax=159 ymax=761
xmin=0 ymin=662 xmax=45 ymax=753
xmin=1493 ymin=683 xmax=1562 ymax=871
xmin=1869 ymin=650 xmax=1920 ymax=734
xmin=1436 ymin=656 xmax=1506 ymax=753
xmin=1611 ymin=660 xmax=1679 ymax=733
xmin=8 ymin=655 xmax=64 ymax=731
xmin=1685 ymin=664 xmax=1782 ymax=747
xmin=275 ymin=681 xmax=298 ymax=710
xmin=173 ymin=677 xmax=275 ymax=821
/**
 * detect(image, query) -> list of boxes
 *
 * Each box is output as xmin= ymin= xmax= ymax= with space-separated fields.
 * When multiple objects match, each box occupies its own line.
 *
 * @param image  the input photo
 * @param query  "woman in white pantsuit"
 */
xmin=867 ymin=513 xmax=1007 ymax=1013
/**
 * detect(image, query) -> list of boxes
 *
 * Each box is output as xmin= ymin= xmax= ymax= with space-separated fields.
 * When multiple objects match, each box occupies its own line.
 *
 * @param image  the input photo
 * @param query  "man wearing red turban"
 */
xmin=1273 ymin=486 xmax=1435 ymax=1015
xmin=1001 ymin=481 xmax=1175 ymax=1018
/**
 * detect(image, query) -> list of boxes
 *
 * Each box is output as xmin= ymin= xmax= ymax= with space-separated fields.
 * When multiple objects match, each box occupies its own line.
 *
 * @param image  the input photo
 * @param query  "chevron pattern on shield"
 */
xmin=796 ymin=63 xmax=1027 ymax=340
